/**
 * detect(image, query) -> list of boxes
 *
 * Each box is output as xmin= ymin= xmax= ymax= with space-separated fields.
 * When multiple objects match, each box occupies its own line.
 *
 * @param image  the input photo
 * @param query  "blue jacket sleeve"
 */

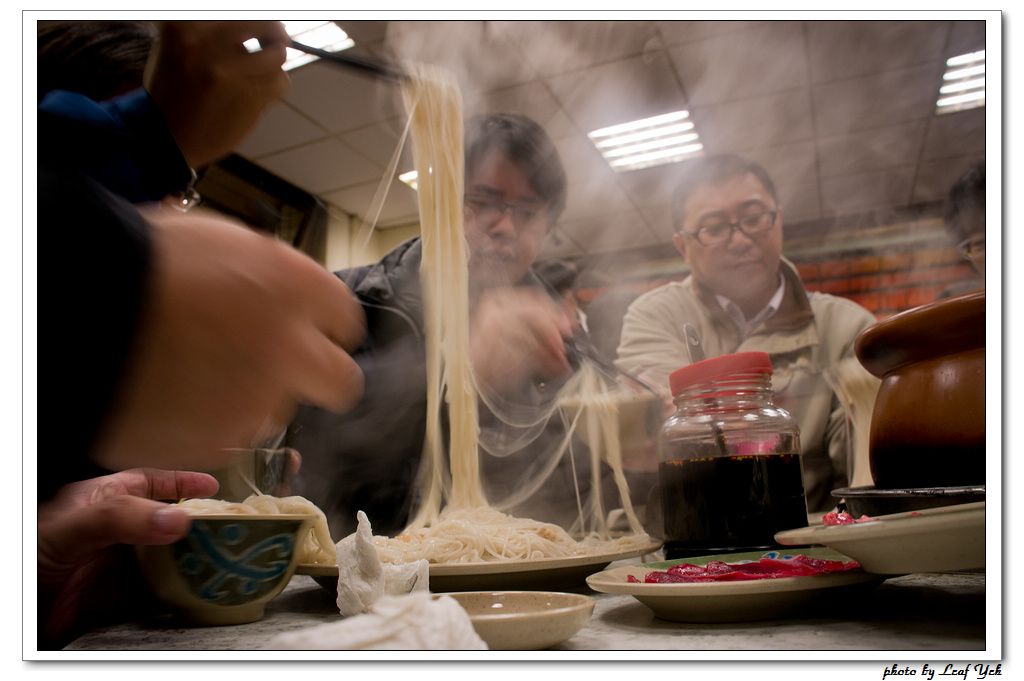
xmin=38 ymin=87 xmax=193 ymax=203
xmin=36 ymin=87 xmax=191 ymax=499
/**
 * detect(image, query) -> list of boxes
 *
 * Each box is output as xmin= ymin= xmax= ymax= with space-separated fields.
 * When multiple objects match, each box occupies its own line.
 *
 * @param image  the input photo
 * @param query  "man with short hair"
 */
xmin=939 ymin=160 xmax=985 ymax=298
xmin=287 ymin=113 xmax=585 ymax=539
xmin=616 ymin=154 xmax=877 ymax=511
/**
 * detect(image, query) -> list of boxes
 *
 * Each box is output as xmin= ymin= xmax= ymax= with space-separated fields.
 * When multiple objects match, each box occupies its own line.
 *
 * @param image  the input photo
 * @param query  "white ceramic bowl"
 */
xmin=436 ymin=591 xmax=594 ymax=650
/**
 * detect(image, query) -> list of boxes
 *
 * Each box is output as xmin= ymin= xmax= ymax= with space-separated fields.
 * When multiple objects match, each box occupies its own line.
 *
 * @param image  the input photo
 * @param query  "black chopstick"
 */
xmin=289 ymin=40 xmax=408 ymax=84
xmin=565 ymin=336 xmax=661 ymax=396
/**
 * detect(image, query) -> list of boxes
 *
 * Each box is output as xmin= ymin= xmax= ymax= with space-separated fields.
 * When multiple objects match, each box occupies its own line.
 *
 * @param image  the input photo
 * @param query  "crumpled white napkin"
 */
xmin=264 ymin=591 xmax=487 ymax=650
xmin=335 ymin=511 xmax=429 ymax=617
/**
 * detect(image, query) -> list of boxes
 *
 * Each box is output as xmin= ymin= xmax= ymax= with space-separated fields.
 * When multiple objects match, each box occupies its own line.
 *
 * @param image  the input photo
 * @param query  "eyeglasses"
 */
xmin=957 ymin=235 xmax=985 ymax=260
xmin=683 ymin=210 xmax=778 ymax=246
xmin=464 ymin=194 xmax=545 ymax=229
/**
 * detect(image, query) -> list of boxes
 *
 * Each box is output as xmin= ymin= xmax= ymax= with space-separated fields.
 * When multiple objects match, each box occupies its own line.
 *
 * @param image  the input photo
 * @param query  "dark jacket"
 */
xmin=287 ymin=238 xmax=428 ymax=539
xmin=286 ymin=238 xmax=595 ymax=540
xmin=38 ymin=88 xmax=192 ymax=501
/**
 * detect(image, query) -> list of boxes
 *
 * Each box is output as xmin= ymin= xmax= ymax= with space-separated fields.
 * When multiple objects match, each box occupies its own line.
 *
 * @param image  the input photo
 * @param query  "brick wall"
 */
xmin=793 ymin=246 xmax=977 ymax=319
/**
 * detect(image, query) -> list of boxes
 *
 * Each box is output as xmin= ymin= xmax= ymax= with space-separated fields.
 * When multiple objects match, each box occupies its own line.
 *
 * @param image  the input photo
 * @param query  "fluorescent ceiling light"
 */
xmin=244 ymin=21 xmax=355 ymax=71
xmin=944 ymin=64 xmax=985 ymax=81
xmin=946 ymin=50 xmax=985 ymax=67
xmin=936 ymin=50 xmax=984 ymax=115
xmin=609 ymin=143 xmax=704 ymax=169
xmin=940 ymin=78 xmax=985 ymax=95
xmin=592 ymin=121 xmax=694 ymax=149
xmin=399 ymin=170 xmax=419 ymax=191
xmin=602 ymin=133 xmax=701 ymax=159
xmin=588 ymin=110 xmax=704 ymax=172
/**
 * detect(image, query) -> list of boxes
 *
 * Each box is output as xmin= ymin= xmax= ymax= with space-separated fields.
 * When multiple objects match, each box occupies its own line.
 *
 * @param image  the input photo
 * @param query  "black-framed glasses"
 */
xmin=464 ymin=194 xmax=545 ymax=229
xmin=957 ymin=235 xmax=985 ymax=260
xmin=683 ymin=210 xmax=778 ymax=246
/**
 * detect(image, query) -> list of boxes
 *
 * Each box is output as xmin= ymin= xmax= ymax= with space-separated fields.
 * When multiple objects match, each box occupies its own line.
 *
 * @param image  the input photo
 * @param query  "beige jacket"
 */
xmin=616 ymin=258 xmax=878 ymax=511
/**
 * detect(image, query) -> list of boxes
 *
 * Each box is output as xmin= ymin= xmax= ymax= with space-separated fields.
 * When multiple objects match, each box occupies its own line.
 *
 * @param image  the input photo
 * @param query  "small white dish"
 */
xmin=435 ymin=591 xmax=594 ymax=650
xmin=775 ymin=501 xmax=985 ymax=575
xmin=586 ymin=547 xmax=883 ymax=623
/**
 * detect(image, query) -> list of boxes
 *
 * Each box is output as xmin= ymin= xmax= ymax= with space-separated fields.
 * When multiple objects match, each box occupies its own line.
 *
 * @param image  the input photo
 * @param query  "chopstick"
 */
xmin=565 ymin=336 xmax=661 ymax=396
xmin=683 ymin=323 xmax=728 ymax=456
xmin=289 ymin=40 xmax=408 ymax=84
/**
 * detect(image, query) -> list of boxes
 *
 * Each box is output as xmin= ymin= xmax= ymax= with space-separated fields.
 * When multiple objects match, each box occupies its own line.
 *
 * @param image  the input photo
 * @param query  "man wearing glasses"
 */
xmin=287 ymin=113 xmax=583 ymax=540
xmin=616 ymin=154 xmax=877 ymax=512
xmin=939 ymin=160 xmax=985 ymax=299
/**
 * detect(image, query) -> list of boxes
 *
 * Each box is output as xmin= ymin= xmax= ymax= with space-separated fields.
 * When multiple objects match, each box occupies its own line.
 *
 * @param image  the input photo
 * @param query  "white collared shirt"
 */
xmin=716 ymin=274 xmax=786 ymax=341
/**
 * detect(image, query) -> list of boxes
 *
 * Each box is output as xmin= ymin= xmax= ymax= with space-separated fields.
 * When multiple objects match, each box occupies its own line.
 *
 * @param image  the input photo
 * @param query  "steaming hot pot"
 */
xmin=854 ymin=289 xmax=985 ymax=489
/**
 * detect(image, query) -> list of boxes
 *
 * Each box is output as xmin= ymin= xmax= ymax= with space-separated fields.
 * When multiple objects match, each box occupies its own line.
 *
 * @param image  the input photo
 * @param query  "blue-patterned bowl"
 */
xmin=136 ymin=513 xmax=316 ymax=625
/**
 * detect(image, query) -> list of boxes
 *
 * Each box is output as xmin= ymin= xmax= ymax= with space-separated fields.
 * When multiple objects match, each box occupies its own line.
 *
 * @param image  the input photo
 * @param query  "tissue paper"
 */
xmin=335 ymin=511 xmax=429 ymax=617
xmin=265 ymin=592 xmax=487 ymax=650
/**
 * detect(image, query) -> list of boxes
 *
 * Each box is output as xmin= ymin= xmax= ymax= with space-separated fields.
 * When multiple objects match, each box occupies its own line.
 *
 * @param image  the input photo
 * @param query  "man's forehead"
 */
xmin=467 ymin=156 xmax=544 ymax=203
xmin=685 ymin=172 xmax=773 ymax=218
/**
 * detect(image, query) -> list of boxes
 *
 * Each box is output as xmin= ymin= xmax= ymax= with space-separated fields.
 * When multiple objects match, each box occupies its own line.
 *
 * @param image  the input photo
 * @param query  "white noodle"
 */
xmin=371 ymin=65 xmax=651 ymax=565
xmin=825 ymin=358 xmax=882 ymax=488
xmin=176 ymin=495 xmax=335 ymax=565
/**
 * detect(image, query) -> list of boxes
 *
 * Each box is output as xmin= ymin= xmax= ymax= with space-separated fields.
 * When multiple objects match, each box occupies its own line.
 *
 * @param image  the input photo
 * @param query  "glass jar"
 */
xmin=657 ymin=351 xmax=808 ymax=559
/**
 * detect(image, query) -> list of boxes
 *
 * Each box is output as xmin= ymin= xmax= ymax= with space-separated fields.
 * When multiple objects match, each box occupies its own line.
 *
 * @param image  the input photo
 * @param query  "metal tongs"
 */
xmin=289 ymin=40 xmax=408 ymax=84
xmin=565 ymin=335 xmax=660 ymax=395
xmin=683 ymin=323 xmax=728 ymax=453
xmin=683 ymin=323 xmax=706 ymax=364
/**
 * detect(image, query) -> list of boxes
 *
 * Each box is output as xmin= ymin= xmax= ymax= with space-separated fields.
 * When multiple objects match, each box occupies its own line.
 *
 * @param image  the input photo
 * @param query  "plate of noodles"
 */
xmin=298 ymin=535 xmax=662 ymax=593
xmin=294 ymin=68 xmax=662 ymax=597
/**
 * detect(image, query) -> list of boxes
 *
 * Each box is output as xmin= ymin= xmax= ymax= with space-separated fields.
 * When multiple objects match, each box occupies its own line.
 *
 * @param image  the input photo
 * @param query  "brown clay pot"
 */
xmin=854 ymin=289 xmax=985 ymax=489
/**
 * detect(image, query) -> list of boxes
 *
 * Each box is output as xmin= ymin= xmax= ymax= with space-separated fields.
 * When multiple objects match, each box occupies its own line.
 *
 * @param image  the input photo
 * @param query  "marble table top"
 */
xmin=61 ymin=567 xmax=987 ymax=656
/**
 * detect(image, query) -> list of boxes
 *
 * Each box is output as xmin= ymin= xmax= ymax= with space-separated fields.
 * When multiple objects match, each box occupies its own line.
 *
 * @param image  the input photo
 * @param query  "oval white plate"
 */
xmin=586 ymin=547 xmax=884 ymax=623
xmin=775 ymin=501 xmax=985 ymax=575
xmin=298 ymin=537 xmax=662 ymax=592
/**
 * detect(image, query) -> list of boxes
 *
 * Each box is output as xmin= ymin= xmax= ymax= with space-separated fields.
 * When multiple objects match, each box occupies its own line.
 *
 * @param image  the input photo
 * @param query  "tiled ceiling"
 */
xmin=234 ymin=18 xmax=989 ymax=263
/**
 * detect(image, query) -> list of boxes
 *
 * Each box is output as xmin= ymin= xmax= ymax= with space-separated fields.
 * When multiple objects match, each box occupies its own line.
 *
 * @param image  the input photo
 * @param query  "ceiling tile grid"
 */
xmin=229 ymin=18 xmax=990 ymax=262
xmin=666 ymin=21 xmax=810 ymax=109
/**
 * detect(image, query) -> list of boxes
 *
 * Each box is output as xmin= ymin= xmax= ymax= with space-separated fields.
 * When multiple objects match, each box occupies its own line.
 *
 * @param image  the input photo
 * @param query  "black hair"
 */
xmin=943 ymin=160 xmax=985 ymax=243
xmin=464 ymin=113 xmax=568 ymax=229
xmin=670 ymin=154 xmax=779 ymax=231
xmin=37 ymin=20 xmax=158 ymax=103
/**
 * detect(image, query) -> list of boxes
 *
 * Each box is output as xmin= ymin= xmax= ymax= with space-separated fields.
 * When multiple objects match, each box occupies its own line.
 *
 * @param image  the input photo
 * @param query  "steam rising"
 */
xmin=368 ymin=19 xmax=983 ymax=265
xmin=306 ymin=19 xmax=985 ymax=537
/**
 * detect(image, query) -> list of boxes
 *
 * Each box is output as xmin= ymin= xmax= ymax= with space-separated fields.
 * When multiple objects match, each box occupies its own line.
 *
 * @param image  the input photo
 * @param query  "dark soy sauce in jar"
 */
xmin=659 ymin=451 xmax=808 ymax=559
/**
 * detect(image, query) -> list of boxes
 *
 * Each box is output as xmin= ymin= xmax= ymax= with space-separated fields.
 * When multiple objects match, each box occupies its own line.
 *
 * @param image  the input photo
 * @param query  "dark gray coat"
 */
xmin=286 ymin=238 xmax=596 ymax=540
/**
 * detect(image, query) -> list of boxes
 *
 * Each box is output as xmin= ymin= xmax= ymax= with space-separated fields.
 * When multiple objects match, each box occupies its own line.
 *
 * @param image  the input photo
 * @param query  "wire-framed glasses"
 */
xmin=957 ymin=234 xmax=985 ymax=260
xmin=464 ymin=194 xmax=545 ymax=229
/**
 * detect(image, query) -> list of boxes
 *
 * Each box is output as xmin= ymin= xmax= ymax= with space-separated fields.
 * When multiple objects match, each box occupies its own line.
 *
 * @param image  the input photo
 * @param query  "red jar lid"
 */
xmin=669 ymin=351 xmax=773 ymax=396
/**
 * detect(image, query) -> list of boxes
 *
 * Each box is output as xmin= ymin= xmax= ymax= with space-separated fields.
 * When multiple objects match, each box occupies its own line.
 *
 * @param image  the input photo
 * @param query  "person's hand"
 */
xmin=470 ymin=288 xmax=575 ymax=394
xmin=91 ymin=207 xmax=367 ymax=474
xmin=37 ymin=468 xmax=219 ymax=649
xmin=144 ymin=21 xmax=291 ymax=169
xmin=267 ymin=447 xmax=302 ymax=497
